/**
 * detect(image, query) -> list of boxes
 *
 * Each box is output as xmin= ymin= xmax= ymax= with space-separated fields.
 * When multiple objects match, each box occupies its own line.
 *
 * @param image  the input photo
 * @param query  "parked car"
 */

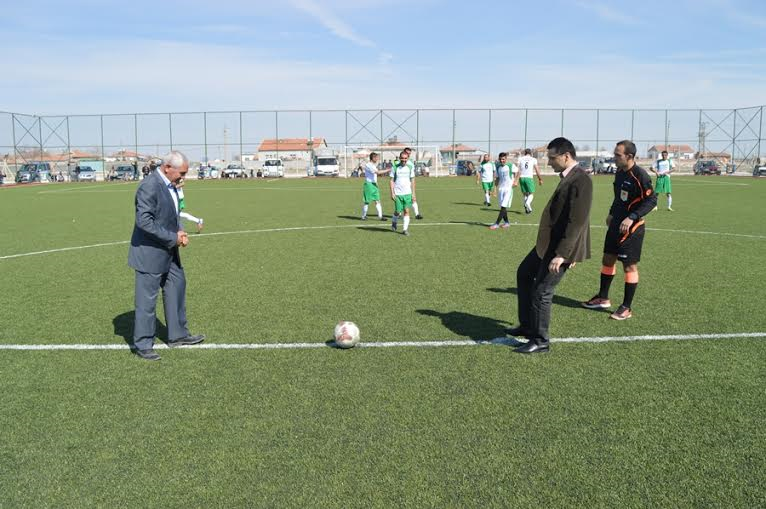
xmin=753 ymin=163 xmax=766 ymax=177
xmin=693 ymin=160 xmax=721 ymax=175
xmin=15 ymin=162 xmax=49 ymax=183
xmin=72 ymin=165 xmax=97 ymax=182
xmin=222 ymin=163 xmax=247 ymax=178
xmin=109 ymin=165 xmax=136 ymax=181
xmin=314 ymin=155 xmax=339 ymax=177
xmin=455 ymin=160 xmax=475 ymax=176
xmin=262 ymin=158 xmax=285 ymax=178
xmin=594 ymin=157 xmax=617 ymax=174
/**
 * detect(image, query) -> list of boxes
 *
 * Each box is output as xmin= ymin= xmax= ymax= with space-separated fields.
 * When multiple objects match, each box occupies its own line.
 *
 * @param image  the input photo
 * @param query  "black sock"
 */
xmin=599 ymin=273 xmax=614 ymax=299
xmin=495 ymin=210 xmax=504 ymax=224
xmin=501 ymin=207 xmax=508 ymax=223
xmin=623 ymin=282 xmax=638 ymax=308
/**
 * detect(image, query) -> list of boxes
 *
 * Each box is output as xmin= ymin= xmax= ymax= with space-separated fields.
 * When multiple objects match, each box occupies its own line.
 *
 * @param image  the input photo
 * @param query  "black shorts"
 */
xmin=604 ymin=222 xmax=645 ymax=263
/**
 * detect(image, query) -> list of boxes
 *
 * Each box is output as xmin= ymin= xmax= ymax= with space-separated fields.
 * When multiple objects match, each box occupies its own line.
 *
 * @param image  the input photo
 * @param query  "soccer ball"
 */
xmin=334 ymin=321 xmax=360 ymax=349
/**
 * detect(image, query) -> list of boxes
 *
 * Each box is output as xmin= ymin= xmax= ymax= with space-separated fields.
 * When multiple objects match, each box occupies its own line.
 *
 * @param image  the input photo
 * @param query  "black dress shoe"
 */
xmin=168 ymin=334 xmax=206 ymax=347
xmin=514 ymin=342 xmax=550 ymax=354
xmin=135 ymin=348 xmax=161 ymax=361
xmin=505 ymin=326 xmax=532 ymax=338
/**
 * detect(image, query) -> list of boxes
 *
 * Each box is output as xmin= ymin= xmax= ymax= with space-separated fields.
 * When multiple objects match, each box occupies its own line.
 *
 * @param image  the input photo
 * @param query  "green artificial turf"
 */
xmin=0 ymin=175 xmax=764 ymax=507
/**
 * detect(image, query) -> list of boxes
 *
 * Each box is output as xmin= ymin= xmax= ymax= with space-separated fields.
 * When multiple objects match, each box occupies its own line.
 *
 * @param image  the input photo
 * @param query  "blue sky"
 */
xmin=1 ymin=0 xmax=765 ymax=114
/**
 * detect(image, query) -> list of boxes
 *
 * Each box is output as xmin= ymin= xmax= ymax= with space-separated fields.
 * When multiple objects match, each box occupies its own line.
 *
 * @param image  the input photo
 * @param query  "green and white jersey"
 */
xmin=496 ymin=162 xmax=517 ymax=189
xmin=177 ymin=187 xmax=186 ymax=210
xmin=364 ymin=162 xmax=379 ymax=183
xmin=391 ymin=160 xmax=415 ymax=195
xmin=655 ymin=159 xmax=674 ymax=175
xmin=518 ymin=155 xmax=537 ymax=178
xmin=479 ymin=161 xmax=495 ymax=183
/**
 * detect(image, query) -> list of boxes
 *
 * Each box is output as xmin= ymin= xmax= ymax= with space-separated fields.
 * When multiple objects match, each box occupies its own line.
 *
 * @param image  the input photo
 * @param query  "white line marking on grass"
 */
xmin=1 ymin=332 xmax=764 ymax=351
xmin=2 ymin=221 xmax=764 ymax=261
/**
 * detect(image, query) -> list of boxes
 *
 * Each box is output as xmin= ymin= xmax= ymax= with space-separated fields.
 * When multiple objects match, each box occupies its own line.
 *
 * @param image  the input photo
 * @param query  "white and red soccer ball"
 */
xmin=333 ymin=321 xmax=360 ymax=349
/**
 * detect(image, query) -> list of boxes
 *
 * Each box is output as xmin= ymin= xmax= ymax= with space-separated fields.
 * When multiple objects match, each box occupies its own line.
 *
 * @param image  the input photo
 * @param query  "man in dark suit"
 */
xmin=508 ymin=137 xmax=593 ymax=354
xmin=128 ymin=151 xmax=204 ymax=360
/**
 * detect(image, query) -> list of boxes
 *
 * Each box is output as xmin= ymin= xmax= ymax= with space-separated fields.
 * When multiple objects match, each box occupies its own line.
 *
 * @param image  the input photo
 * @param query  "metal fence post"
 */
xmin=732 ymin=108 xmax=737 ymax=169
xmin=596 ymin=109 xmax=600 ymax=152
xmin=67 ymin=116 xmax=72 ymax=170
xmin=560 ymin=109 xmax=564 ymax=136
xmin=451 ymin=109 xmax=456 ymax=169
xmin=275 ymin=111 xmax=279 ymax=162
xmin=630 ymin=109 xmax=634 ymax=140
xmin=168 ymin=113 xmax=173 ymax=151
xmin=759 ymin=106 xmax=763 ymax=162
xmin=488 ymin=109 xmax=492 ymax=155
xmin=100 ymin=115 xmax=105 ymax=174
xmin=523 ymin=109 xmax=528 ymax=149
xmin=203 ymin=112 xmax=208 ymax=163
xmin=133 ymin=114 xmax=138 ymax=163
xmin=39 ymin=116 xmax=44 ymax=161
xmin=11 ymin=113 xmax=17 ymax=168
xmin=664 ymin=109 xmax=668 ymax=147
xmin=239 ymin=111 xmax=243 ymax=165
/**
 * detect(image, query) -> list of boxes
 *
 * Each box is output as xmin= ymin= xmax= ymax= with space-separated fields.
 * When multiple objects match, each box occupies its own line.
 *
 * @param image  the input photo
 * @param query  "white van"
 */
xmin=263 ymin=159 xmax=284 ymax=177
xmin=314 ymin=155 xmax=339 ymax=177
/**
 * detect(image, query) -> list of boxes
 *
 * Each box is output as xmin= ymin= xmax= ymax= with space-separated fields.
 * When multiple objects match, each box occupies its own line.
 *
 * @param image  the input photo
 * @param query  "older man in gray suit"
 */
xmin=128 ymin=151 xmax=204 ymax=360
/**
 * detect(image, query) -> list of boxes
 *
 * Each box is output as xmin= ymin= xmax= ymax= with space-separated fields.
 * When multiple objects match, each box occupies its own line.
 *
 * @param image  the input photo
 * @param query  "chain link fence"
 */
xmin=2 ymin=107 xmax=764 ymax=182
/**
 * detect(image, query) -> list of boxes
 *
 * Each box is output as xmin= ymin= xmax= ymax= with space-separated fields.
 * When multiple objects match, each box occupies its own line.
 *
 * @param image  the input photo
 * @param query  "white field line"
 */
xmin=1 ymin=221 xmax=764 ymax=261
xmin=0 ymin=332 xmax=764 ymax=351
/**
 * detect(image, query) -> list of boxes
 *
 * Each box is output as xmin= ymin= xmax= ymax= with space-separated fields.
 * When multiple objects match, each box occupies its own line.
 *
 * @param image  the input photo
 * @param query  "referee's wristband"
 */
xmin=628 ymin=213 xmax=639 ymax=221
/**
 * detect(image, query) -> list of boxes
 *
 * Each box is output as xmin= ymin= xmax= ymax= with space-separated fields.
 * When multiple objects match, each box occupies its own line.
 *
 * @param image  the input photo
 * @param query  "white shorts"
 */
xmin=498 ymin=187 xmax=512 ymax=208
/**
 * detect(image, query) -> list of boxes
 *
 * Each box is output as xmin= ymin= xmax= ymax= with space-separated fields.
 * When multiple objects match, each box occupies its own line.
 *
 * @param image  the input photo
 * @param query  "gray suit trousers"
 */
xmin=133 ymin=257 xmax=189 ymax=350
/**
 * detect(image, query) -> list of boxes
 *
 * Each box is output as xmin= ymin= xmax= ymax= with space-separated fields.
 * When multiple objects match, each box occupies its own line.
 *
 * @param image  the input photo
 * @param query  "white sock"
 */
xmin=668 ymin=196 xmax=672 ymax=208
xmin=180 ymin=211 xmax=200 ymax=224
xmin=485 ymin=192 xmax=490 ymax=203
xmin=412 ymin=201 xmax=419 ymax=216
xmin=403 ymin=214 xmax=410 ymax=231
xmin=362 ymin=204 xmax=368 ymax=217
xmin=528 ymin=195 xmax=534 ymax=206
xmin=375 ymin=203 xmax=382 ymax=218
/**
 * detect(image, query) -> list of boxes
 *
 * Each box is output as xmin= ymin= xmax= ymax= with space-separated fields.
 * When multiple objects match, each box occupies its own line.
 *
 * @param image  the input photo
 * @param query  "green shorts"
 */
xmin=362 ymin=182 xmax=380 ymax=203
xmin=394 ymin=194 xmax=413 ymax=214
xmin=481 ymin=182 xmax=494 ymax=192
xmin=655 ymin=175 xmax=672 ymax=194
xmin=519 ymin=177 xmax=535 ymax=194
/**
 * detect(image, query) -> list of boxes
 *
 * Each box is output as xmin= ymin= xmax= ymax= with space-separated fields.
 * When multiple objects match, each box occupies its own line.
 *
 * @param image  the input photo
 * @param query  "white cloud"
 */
xmin=289 ymin=0 xmax=375 ymax=48
xmin=572 ymin=0 xmax=637 ymax=25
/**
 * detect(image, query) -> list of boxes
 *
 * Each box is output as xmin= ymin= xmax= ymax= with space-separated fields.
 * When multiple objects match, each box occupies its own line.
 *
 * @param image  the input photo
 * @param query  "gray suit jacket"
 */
xmin=128 ymin=171 xmax=181 ymax=274
xmin=535 ymin=166 xmax=593 ymax=262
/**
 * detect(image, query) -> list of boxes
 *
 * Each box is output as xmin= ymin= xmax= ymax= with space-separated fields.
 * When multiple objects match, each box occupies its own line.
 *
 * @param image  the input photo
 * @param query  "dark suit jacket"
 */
xmin=535 ymin=166 xmax=593 ymax=262
xmin=128 ymin=170 xmax=181 ymax=274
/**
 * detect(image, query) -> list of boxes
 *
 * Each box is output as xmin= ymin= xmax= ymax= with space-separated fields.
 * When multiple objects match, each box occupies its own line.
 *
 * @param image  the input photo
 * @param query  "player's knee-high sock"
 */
xmin=599 ymin=265 xmax=617 ymax=298
xmin=623 ymin=271 xmax=639 ymax=308
xmin=667 ymin=195 xmax=672 ymax=208
xmin=412 ymin=201 xmax=419 ymax=216
xmin=502 ymin=208 xmax=509 ymax=223
xmin=528 ymin=194 xmax=534 ymax=207
xmin=494 ymin=208 xmax=504 ymax=225
xmin=392 ymin=213 xmax=398 ymax=225
xmin=375 ymin=202 xmax=382 ymax=218
xmin=403 ymin=214 xmax=410 ymax=231
xmin=485 ymin=191 xmax=490 ymax=203
xmin=362 ymin=204 xmax=368 ymax=217
xmin=180 ymin=211 xmax=201 ymax=224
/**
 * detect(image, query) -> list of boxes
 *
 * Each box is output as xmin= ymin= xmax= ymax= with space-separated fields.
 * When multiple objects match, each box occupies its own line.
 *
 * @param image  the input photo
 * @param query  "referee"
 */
xmin=582 ymin=140 xmax=657 ymax=320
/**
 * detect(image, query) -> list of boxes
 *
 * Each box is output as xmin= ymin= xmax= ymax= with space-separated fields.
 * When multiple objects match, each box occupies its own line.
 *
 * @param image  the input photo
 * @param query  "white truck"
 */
xmin=314 ymin=152 xmax=340 ymax=177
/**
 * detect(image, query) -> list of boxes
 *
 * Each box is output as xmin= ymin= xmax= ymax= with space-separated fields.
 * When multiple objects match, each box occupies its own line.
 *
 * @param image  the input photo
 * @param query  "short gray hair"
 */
xmin=162 ymin=151 xmax=189 ymax=169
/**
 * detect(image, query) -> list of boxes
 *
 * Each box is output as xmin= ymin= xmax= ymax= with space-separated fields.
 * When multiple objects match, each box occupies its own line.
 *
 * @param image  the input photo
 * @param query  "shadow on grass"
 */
xmin=112 ymin=310 xmax=169 ymax=348
xmin=487 ymin=287 xmax=587 ymax=310
xmin=448 ymin=220 xmax=489 ymax=228
xmin=337 ymin=215 xmax=391 ymax=221
xmin=416 ymin=309 xmax=513 ymax=341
